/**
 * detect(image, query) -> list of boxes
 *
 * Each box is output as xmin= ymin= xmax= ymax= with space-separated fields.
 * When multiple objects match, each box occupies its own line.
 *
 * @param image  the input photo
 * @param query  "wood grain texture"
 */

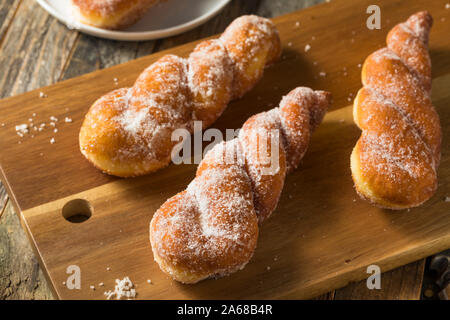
xmin=1 ymin=0 xmax=447 ymax=299
xmin=334 ymin=260 xmax=425 ymax=300
xmin=0 ymin=0 xmax=21 ymax=48
xmin=0 ymin=0 xmax=78 ymax=98
xmin=0 ymin=201 xmax=52 ymax=299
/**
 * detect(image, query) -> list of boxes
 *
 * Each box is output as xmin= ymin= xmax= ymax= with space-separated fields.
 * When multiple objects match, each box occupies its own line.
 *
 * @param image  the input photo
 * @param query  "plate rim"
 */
xmin=36 ymin=0 xmax=232 ymax=41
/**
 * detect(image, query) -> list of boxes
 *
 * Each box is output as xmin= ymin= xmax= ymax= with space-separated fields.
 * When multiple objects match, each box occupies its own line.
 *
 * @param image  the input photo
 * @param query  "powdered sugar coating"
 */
xmin=71 ymin=0 xmax=161 ymax=30
xmin=352 ymin=11 xmax=441 ymax=209
xmin=150 ymin=88 xmax=331 ymax=283
xmin=220 ymin=15 xmax=281 ymax=98
xmin=79 ymin=15 xmax=281 ymax=177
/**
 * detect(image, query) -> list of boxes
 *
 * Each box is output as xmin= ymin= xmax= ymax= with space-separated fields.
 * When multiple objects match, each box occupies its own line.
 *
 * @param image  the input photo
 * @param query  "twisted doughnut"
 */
xmin=351 ymin=12 xmax=442 ymax=209
xmin=79 ymin=15 xmax=281 ymax=177
xmin=71 ymin=0 xmax=162 ymax=30
xmin=150 ymin=87 xmax=331 ymax=283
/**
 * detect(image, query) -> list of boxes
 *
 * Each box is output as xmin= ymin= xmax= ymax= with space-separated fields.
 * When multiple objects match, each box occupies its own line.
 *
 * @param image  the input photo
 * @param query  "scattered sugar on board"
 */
xmin=13 ymin=113 xmax=72 ymax=141
xmin=104 ymin=277 xmax=136 ymax=300
xmin=15 ymin=124 xmax=28 ymax=137
xmin=304 ymin=44 xmax=311 ymax=52
xmin=445 ymin=196 xmax=450 ymax=202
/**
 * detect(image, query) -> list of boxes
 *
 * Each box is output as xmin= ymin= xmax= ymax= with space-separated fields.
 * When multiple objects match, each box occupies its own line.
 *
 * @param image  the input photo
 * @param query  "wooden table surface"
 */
xmin=0 ymin=0 xmax=442 ymax=300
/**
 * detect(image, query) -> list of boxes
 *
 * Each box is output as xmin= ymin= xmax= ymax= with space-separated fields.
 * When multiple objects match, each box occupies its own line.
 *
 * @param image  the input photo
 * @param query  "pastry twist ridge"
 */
xmin=79 ymin=15 xmax=281 ymax=177
xmin=150 ymin=87 xmax=331 ymax=283
xmin=351 ymin=12 xmax=442 ymax=209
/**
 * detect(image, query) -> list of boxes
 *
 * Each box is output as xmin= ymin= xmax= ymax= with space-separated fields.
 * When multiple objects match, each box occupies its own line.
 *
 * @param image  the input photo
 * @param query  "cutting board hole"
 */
xmin=62 ymin=199 xmax=93 ymax=223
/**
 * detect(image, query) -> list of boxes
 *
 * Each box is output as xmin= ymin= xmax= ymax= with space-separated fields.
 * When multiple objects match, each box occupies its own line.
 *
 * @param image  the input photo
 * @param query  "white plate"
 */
xmin=36 ymin=0 xmax=231 ymax=41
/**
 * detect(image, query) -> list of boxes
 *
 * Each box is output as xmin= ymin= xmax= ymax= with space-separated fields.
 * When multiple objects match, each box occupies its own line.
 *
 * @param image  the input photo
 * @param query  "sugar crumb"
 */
xmin=15 ymin=124 xmax=28 ymax=137
xmin=104 ymin=277 xmax=136 ymax=300
xmin=304 ymin=44 xmax=311 ymax=52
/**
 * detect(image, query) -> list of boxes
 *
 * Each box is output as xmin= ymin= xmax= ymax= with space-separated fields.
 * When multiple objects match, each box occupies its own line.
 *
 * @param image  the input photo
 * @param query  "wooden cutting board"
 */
xmin=0 ymin=0 xmax=449 ymax=299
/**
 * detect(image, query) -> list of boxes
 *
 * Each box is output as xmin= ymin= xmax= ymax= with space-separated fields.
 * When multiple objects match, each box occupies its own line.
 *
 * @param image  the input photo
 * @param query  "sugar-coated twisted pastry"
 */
xmin=150 ymin=87 xmax=331 ymax=284
xmin=351 ymin=12 xmax=442 ymax=209
xmin=71 ymin=0 xmax=162 ymax=30
xmin=79 ymin=15 xmax=281 ymax=177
